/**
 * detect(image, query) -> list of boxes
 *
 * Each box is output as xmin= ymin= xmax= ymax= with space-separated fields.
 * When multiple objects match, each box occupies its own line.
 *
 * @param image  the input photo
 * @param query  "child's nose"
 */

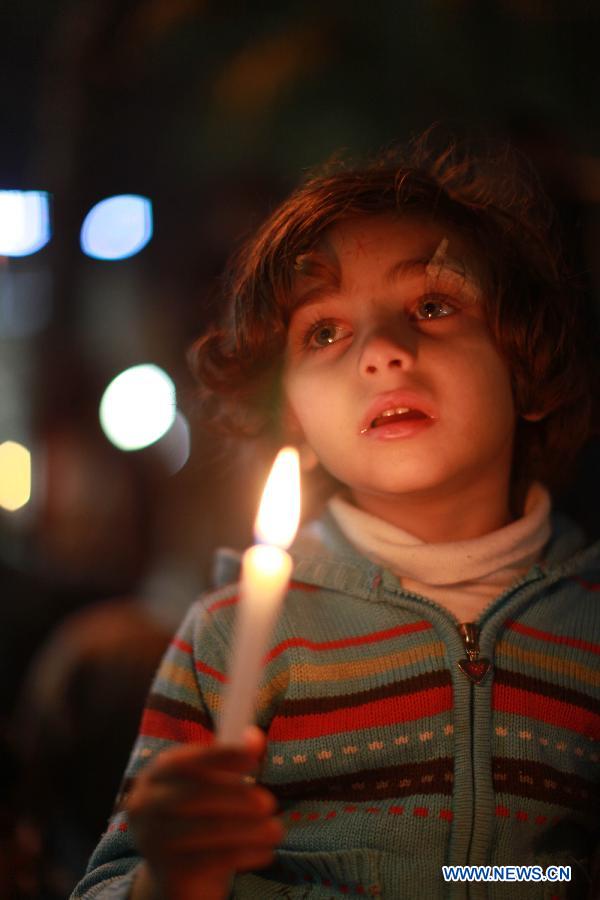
xmin=358 ymin=328 xmax=416 ymax=377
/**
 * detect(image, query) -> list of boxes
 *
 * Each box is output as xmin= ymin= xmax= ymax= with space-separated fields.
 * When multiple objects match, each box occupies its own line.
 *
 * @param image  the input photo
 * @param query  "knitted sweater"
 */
xmin=72 ymin=510 xmax=600 ymax=900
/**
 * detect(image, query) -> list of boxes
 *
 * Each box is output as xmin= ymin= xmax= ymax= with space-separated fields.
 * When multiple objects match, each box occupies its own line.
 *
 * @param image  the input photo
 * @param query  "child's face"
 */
xmin=282 ymin=214 xmax=517 ymax=514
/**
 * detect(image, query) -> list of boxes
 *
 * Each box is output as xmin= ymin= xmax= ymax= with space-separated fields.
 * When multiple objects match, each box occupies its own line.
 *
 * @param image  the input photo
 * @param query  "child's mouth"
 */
xmin=369 ymin=407 xmax=429 ymax=429
xmin=360 ymin=393 xmax=436 ymax=439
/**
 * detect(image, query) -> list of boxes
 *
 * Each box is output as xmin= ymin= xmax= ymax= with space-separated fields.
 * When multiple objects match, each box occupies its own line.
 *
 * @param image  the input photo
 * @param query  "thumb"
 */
xmin=242 ymin=724 xmax=268 ymax=763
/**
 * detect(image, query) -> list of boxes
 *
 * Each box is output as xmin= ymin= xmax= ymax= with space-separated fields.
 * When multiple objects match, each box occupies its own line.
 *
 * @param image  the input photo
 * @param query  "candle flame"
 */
xmin=254 ymin=446 xmax=301 ymax=548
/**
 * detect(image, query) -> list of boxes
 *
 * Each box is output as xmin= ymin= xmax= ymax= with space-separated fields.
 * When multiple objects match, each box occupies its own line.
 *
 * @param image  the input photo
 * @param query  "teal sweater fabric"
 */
xmin=72 ymin=510 xmax=600 ymax=899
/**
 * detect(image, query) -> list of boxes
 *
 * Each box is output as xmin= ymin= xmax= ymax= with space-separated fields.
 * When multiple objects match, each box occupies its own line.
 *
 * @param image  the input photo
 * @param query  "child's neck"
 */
xmin=350 ymin=479 xmax=516 ymax=543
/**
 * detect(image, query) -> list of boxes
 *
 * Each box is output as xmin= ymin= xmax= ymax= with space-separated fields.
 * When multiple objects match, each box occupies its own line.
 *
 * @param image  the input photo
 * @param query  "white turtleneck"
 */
xmin=327 ymin=483 xmax=552 ymax=622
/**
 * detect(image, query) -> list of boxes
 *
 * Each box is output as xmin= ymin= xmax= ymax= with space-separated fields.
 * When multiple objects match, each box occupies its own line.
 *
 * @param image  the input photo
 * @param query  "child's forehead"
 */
xmin=293 ymin=213 xmax=480 ymax=284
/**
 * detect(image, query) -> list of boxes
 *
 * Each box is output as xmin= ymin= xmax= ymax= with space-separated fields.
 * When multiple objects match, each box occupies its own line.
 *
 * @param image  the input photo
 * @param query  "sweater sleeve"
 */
xmin=70 ymin=594 xmax=230 ymax=899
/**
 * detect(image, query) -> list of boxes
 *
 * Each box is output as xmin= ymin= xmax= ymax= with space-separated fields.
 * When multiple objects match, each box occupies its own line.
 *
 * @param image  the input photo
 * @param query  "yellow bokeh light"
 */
xmin=0 ymin=440 xmax=32 ymax=511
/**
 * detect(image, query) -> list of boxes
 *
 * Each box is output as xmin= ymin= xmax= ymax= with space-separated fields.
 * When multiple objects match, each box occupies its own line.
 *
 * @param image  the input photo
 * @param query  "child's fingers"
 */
xmin=132 ymin=802 xmax=284 ymax=873
xmin=146 ymin=766 xmax=267 ymax=795
xmin=240 ymin=724 xmax=268 ymax=759
xmin=127 ymin=733 xmax=279 ymax=882
xmin=153 ymin=817 xmax=284 ymax=855
xmin=228 ymin=847 xmax=277 ymax=873
xmin=163 ymin=764 xmax=267 ymax=792
xmin=128 ymin=778 xmax=277 ymax=820
xmin=147 ymin=738 xmax=264 ymax=782
xmin=174 ymin=784 xmax=277 ymax=818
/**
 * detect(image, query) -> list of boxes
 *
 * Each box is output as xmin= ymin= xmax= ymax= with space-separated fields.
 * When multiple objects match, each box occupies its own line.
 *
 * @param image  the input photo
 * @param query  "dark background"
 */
xmin=1 ymin=2 xmax=599 ymax=896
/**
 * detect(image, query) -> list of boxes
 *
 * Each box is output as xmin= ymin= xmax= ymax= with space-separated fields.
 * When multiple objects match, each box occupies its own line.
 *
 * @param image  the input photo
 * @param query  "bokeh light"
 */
xmin=0 ymin=440 xmax=32 ymax=511
xmin=80 ymin=194 xmax=153 ymax=260
xmin=156 ymin=410 xmax=191 ymax=475
xmin=0 ymin=191 xmax=51 ymax=257
xmin=99 ymin=364 xmax=176 ymax=451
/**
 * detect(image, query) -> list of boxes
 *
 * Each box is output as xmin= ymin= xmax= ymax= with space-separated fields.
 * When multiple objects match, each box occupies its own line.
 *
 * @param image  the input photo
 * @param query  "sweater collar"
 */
xmin=211 ymin=495 xmax=593 ymax=602
xmin=326 ymin=483 xmax=552 ymax=586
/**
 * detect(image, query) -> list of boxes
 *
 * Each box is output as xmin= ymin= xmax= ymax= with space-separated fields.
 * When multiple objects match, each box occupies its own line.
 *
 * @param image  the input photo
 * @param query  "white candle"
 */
xmin=217 ymin=447 xmax=301 ymax=745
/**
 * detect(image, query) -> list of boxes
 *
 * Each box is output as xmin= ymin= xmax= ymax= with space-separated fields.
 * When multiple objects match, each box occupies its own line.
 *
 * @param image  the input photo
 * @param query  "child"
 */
xmin=73 ymin=135 xmax=600 ymax=899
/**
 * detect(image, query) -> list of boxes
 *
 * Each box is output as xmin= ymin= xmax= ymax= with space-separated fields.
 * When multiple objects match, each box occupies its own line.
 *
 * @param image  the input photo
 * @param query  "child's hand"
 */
xmin=126 ymin=726 xmax=283 ymax=900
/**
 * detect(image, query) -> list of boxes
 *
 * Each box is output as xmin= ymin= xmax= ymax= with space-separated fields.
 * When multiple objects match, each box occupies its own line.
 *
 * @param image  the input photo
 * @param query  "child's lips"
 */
xmin=359 ymin=392 xmax=436 ymax=435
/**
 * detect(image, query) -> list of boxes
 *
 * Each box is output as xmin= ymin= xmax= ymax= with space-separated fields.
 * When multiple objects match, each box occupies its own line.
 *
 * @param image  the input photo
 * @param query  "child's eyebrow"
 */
xmin=291 ymin=251 xmax=341 ymax=311
xmin=387 ymin=253 xmax=471 ymax=285
xmin=291 ymin=253 xmax=472 ymax=313
xmin=384 ymin=256 xmax=432 ymax=284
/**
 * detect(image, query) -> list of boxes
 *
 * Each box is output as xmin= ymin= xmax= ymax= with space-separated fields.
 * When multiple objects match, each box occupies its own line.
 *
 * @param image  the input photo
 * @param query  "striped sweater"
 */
xmin=73 ymin=510 xmax=600 ymax=900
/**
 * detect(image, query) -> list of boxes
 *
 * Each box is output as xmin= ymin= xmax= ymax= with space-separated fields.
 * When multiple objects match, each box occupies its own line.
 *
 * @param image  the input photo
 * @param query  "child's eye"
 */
xmin=412 ymin=294 xmax=457 ymax=321
xmin=304 ymin=320 xmax=352 ymax=349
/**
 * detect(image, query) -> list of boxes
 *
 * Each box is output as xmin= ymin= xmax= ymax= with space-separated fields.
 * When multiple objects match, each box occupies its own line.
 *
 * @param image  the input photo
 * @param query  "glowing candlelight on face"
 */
xmin=217 ymin=447 xmax=301 ymax=746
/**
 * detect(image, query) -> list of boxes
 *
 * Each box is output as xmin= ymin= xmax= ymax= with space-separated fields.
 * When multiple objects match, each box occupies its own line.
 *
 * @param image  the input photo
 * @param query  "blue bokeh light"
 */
xmin=0 ymin=191 xmax=51 ymax=257
xmin=80 ymin=194 xmax=153 ymax=260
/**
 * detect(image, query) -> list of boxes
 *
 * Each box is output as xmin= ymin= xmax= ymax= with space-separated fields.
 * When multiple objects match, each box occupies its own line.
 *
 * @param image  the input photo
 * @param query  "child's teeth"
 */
xmin=381 ymin=407 xmax=410 ymax=417
xmin=370 ymin=407 xmax=411 ymax=428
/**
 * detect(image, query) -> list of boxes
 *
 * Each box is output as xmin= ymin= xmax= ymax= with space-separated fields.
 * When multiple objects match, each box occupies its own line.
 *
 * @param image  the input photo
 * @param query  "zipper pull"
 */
xmin=457 ymin=622 xmax=492 ymax=685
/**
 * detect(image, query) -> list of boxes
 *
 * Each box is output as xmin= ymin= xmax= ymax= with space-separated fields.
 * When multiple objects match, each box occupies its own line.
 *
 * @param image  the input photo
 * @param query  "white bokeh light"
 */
xmin=156 ymin=410 xmax=191 ymax=475
xmin=99 ymin=364 xmax=176 ymax=451
xmin=0 ymin=191 xmax=51 ymax=257
xmin=80 ymin=194 xmax=153 ymax=260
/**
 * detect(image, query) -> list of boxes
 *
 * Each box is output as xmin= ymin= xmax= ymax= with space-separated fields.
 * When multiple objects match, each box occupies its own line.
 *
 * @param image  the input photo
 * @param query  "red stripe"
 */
xmin=205 ymin=583 xmax=317 ymax=617
xmin=269 ymin=684 xmax=452 ymax=741
xmin=207 ymin=595 xmax=238 ymax=614
xmin=290 ymin=580 xmax=319 ymax=592
xmin=264 ymin=620 xmax=433 ymax=664
xmin=195 ymin=659 xmax=227 ymax=683
xmin=493 ymin=684 xmax=600 ymax=739
xmin=172 ymin=641 xmax=228 ymax=683
xmin=140 ymin=708 xmax=213 ymax=744
xmin=506 ymin=621 xmax=600 ymax=656
xmin=172 ymin=637 xmax=192 ymax=654
xmin=570 ymin=576 xmax=600 ymax=592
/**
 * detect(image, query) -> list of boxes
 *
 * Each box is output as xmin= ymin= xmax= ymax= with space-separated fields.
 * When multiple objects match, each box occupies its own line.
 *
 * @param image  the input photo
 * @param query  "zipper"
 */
xmin=456 ymin=623 xmax=492 ymax=899
xmin=457 ymin=622 xmax=492 ymax=685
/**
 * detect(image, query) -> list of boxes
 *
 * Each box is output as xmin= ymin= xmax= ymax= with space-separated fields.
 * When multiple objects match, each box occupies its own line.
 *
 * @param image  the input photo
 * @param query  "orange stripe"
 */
xmin=286 ymin=642 xmax=447 ymax=684
xmin=506 ymin=621 xmax=600 ymax=656
xmin=496 ymin=642 xmax=600 ymax=688
xmin=264 ymin=621 xmax=433 ymax=664
xmin=157 ymin=661 xmax=198 ymax=692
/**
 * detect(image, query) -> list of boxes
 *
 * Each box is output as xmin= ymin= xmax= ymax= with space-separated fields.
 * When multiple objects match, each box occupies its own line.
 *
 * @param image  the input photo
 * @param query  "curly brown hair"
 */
xmin=189 ymin=132 xmax=598 ymax=495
